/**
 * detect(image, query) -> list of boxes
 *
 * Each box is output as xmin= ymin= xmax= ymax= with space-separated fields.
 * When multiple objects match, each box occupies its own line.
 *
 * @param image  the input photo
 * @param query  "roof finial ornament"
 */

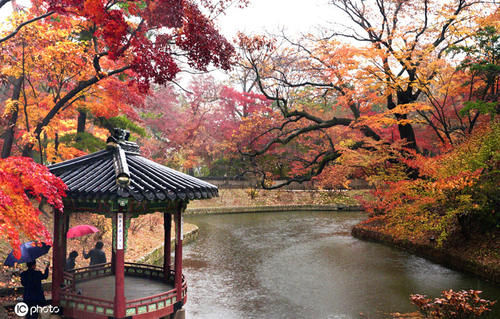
xmin=106 ymin=128 xmax=140 ymax=153
xmin=106 ymin=128 xmax=130 ymax=146
xmin=113 ymin=128 xmax=130 ymax=141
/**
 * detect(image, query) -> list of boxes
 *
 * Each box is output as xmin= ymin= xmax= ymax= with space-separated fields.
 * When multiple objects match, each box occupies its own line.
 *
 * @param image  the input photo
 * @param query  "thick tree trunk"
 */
xmin=77 ymin=109 xmax=87 ymax=135
xmin=396 ymin=116 xmax=418 ymax=150
xmin=387 ymin=93 xmax=418 ymax=151
xmin=76 ymin=109 xmax=87 ymax=143
xmin=1 ymin=77 xmax=23 ymax=158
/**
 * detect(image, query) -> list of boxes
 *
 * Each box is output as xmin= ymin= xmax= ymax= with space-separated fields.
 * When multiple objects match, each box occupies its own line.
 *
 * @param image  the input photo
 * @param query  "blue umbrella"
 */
xmin=4 ymin=241 xmax=51 ymax=267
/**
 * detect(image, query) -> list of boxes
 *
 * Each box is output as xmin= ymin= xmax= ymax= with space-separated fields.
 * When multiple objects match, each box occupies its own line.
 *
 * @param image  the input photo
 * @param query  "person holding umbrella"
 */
xmin=20 ymin=260 xmax=49 ymax=319
xmin=83 ymin=241 xmax=106 ymax=266
xmin=4 ymin=242 xmax=51 ymax=267
xmin=67 ymin=224 xmax=102 ymax=266
xmin=3 ymin=242 xmax=52 ymax=318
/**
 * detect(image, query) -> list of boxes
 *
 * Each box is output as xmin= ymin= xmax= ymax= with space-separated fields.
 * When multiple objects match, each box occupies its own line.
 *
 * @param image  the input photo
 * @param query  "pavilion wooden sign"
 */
xmin=117 ymin=213 xmax=124 ymax=250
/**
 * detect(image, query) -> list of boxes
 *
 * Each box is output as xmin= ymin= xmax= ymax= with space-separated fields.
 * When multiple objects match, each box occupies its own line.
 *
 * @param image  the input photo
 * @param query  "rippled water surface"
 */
xmin=182 ymin=211 xmax=500 ymax=319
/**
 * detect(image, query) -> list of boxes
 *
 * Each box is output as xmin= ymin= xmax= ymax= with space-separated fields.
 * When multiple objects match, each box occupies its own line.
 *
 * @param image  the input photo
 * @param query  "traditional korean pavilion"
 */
xmin=48 ymin=129 xmax=218 ymax=319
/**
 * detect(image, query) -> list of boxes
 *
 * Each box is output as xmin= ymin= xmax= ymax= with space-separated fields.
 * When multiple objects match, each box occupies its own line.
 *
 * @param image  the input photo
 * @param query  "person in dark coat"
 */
xmin=83 ymin=241 xmax=106 ymax=266
xmin=20 ymin=260 xmax=49 ymax=319
xmin=65 ymin=250 xmax=78 ymax=271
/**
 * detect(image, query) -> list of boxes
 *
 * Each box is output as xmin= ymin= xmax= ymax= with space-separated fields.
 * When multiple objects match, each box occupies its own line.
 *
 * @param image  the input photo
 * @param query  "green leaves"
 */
xmin=100 ymin=116 xmax=147 ymax=138
xmin=59 ymin=132 xmax=106 ymax=153
xmin=460 ymin=101 xmax=498 ymax=117
xmin=76 ymin=29 xmax=94 ymax=42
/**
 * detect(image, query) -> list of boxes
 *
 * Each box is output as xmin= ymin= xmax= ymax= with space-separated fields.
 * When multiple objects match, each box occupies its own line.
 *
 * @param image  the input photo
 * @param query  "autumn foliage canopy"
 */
xmin=0 ymin=0 xmax=498 ymax=257
xmin=0 ymin=0 xmax=240 ymax=253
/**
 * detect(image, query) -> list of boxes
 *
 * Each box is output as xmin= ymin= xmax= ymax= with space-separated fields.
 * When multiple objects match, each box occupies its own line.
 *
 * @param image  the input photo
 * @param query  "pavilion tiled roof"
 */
xmin=48 ymin=134 xmax=218 ymax=202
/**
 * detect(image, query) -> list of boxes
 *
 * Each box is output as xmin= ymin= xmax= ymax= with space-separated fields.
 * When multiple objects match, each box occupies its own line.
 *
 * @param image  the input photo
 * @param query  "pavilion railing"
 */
xmin=61 ymin=263 xmax=115 ymax=316
xmin=59 ymin=291 xmax=115 ymax=317
xmin=125 ymin=268 xmax=187 ymax=317
xmin=124 ymin=262 xmax=169 ymax=281
xmin=61 ymin=263 xmax=185 ymax=317
xmin=62 ymin=263 xmax=112 ymax=292
xmin=68 ymin=262 xmax=113 ymax=282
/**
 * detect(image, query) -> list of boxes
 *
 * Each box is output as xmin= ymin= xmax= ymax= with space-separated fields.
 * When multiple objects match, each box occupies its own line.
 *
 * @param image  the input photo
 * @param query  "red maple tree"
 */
xmin=0 ymin=157 xmax=66 ymax=258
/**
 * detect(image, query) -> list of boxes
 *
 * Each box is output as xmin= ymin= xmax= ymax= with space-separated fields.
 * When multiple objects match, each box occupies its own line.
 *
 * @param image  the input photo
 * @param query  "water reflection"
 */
xmin=182 ymin=211 xmax=499 ymax=319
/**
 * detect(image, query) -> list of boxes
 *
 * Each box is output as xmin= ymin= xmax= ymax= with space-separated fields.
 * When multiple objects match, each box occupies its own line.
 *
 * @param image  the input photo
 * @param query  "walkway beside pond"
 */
xmin=185 ymin=204 xmax=362 ymax=215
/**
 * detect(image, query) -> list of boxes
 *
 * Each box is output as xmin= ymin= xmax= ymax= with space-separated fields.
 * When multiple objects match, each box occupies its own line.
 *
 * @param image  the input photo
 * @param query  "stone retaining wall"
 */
xmin=352 ymin=225 xmax=500 ymax=284
xmin=136 ymin=226 xmax=199 ymax=266
xmin=185 ymin=204 xmax=363 ymax=215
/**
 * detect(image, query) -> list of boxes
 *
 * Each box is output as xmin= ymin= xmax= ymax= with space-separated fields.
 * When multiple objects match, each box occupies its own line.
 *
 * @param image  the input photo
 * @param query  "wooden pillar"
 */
xmin=111 ymin=217 xmax=116 ymax=275
xmin=164 ymin=212 xmax=172 ymax=280
xmin=174 ymin=206 xmax=183 ymax=301
xmin=62 ymin=213 xmax=69 ymax=267
xmin=114 ymin=211 xmax=126 ymax=318
xmin=51 ymin=209 xmax=64 ymax=305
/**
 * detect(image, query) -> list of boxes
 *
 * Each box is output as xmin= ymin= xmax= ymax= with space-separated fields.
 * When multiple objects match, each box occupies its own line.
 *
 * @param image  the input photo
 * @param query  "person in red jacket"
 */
xmin=20 ymin=260 xmax=49 ymax=319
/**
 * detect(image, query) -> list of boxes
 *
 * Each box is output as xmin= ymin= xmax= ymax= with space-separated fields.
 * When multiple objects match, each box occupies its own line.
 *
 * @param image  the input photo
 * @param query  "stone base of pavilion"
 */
xmin=60 ymin=263 xmax=186 ymax=319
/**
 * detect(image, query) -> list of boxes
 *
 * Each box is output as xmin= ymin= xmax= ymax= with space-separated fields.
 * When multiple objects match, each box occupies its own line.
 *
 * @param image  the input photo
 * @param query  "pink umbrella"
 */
xmin=67 ymin=225 xmax=99 ymax=238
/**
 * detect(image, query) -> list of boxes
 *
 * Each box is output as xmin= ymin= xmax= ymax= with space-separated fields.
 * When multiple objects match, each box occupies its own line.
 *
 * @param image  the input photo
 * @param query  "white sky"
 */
xmin=1 ymin=0 xmax=342 ymax=36
xmin=205 ymin=0 xmax=345 ymax=84
xmin=215 ymin=0 xmax=341 ymax=38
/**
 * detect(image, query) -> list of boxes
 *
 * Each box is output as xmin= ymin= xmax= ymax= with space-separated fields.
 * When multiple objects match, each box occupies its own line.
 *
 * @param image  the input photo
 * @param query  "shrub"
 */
xmin=410 ymin=289 xmax=496 ymax=319
xmin=246 ymin=187 xmax=259 ymax=200
xmin=361 ymin=122 xmax=499 ymax=245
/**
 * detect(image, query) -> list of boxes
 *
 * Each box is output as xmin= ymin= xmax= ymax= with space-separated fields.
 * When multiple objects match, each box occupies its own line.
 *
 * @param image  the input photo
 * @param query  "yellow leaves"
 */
xmin=337 ymin=138 xmax=356 ymax=149
xmin=478 ymin=8 xmax=500 ymax=29
xmin=0 ymin=64 xmax=23 ymax=78
xmin=389 ymin=102 xmax=433 ymax=115
xmin=45 ymin=143 xmax=86 ymax=163
xmin=40 ymin=126 xmax=53 ymax=137
xmin=58 ymin=119 xmax=77 ymax=131
xmin=1 ymin=10 xmax=93 ymax=86
xmin=353 ymin=101 xmax=432 ymax=130
xmin=355 ymin=114 xmax=418 ymax=129
xmin=92 ymin=127 xmax=111 ymax=141
xmin=20 ymin=132 xmax=37 ymax=146
xmin=2 ymin=99 xmax=19 ymax=118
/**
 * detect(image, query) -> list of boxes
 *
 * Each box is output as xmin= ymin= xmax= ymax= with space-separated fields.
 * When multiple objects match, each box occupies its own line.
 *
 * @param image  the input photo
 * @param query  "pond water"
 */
xmin=181 ymin=211 xmax=500 ymax=319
